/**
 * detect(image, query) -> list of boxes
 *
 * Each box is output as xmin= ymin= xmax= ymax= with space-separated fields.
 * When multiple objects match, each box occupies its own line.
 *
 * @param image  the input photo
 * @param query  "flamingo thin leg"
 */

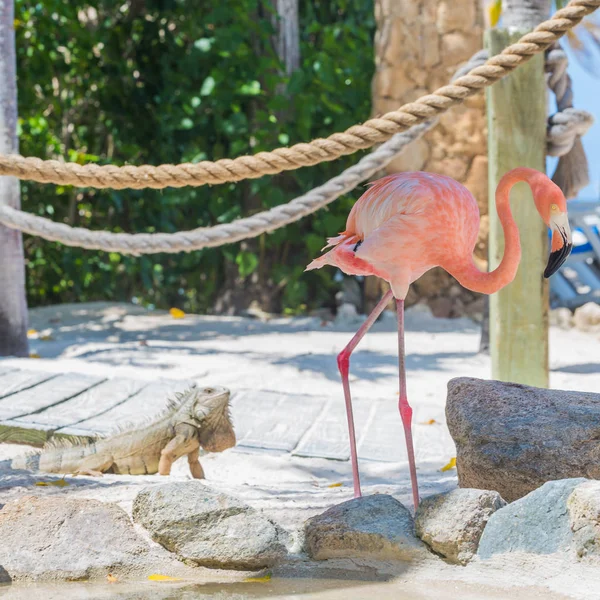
xmin=337 ymin=289 xmax=394 ymax=498
xmin=396 ymin=298 xmax=419 ymax=509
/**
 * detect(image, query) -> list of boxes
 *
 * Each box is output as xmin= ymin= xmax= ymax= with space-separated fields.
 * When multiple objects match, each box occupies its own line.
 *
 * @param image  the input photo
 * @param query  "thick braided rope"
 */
xmin=454 ymin=47 xmax=594 ymax=158
xmin=0 ymin=121 xmax=436 ymax=254
xmin=0 ymin=0 xmax=597 ymax=190
xmin=546 ymin=45 xmax=594 ymax=157
xmin=545 ymin=42 xmax=594 ymax=198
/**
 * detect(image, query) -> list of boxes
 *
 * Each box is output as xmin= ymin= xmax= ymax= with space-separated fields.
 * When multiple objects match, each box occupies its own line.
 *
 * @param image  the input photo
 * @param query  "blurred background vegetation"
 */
xmin=16 ymin=0 xmax=375 ymax=315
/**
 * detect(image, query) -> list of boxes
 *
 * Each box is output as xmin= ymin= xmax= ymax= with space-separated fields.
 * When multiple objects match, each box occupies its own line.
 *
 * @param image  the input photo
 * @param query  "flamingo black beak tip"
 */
xmin=543 ymin=242 xmax=573 ymax=278
xmin=544 ymin=213 xmax=573 ymax=279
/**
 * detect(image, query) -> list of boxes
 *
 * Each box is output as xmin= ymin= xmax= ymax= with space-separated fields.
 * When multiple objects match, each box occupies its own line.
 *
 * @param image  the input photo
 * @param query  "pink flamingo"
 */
xmin=306 ymin=168 xmax=572 ymax=508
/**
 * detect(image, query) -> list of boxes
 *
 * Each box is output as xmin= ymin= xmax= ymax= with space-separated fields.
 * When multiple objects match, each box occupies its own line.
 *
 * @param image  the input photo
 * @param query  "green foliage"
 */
xmin=16 ymin=0 xmax=375 ymax=313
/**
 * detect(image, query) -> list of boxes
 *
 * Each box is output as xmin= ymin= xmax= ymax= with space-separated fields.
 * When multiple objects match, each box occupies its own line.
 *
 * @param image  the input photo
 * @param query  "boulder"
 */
xmin=478 ymin=479 xmax=586 ymax=559
xmin=567 ymin=480 xmax=600 ymax=560
xmin=573 ymin=302 xmax=600 ymax=332
xmin=478 ymin=478 xmax=600 ymax=562
xmin=304 ymin=494 xmax=429 ymax=561
xmin=415 ymin=488 xmax=506 ymax=564
xmin=0 ymin=496 xmax=151 ymax=581
xmin=446 ymin=377 xmax=600 ymax=501
xmin=132 ymin=481 xmax=287 ymax=570
xmin=550 ymin=307 xmax=573 ymax=329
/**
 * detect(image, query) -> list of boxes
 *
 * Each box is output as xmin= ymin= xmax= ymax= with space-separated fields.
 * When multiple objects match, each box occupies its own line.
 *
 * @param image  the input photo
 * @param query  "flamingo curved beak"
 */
xmin=544 ymin=212 xmax=573 ymax=278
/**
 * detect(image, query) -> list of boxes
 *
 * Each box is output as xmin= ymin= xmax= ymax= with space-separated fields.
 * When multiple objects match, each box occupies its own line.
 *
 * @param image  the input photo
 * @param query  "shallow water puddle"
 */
xmin=0 ymin=577 xmax=568 ymax=600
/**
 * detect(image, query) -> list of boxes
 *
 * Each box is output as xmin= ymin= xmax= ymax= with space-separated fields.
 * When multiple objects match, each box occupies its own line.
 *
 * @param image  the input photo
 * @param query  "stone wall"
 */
xmin=369 ymin=0 xmax=487 ymax=319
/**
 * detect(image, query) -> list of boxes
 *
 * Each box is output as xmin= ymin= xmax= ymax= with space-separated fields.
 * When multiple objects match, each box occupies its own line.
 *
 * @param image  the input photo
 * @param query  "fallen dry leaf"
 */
xmin=169 ymin=308 xmax=185 ymax=319
xmin=39 ymin=334 xmax=54 ymax=341
xmin=245 ymin=573 xmax=272 ymax=583
xmin=440 ymin=457 xmax=457 ymax=472
xmin=27 ymin=329 xmax=38 ymax=337
xmin=420 ymin=419 xmax=436 ymax=425
xmin=327 ymin=482 xmax=343 ymax=488
xmin=107 ymin=573 xmax=118 ymax=583
xmin=148 ymin=574 xmax=181 ymax=582
xmin=29 ymin=352 xmax=41 ymax=359
xmin=35 ymin=478 xmax=69 ymax=487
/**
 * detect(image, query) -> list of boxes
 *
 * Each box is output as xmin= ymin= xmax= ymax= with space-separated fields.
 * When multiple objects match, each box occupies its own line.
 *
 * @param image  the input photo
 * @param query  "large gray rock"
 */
xmin=567 ymin=480 xmax=600 ymax=560
xmin=415 ymin=488 xmax=506 ymax=564
xmin=0 ymin=495 xmax=151 ymax=581
xmin=446 ymin=377 xmax=600 ymax=501
xmin=304 ymin=494 xmax=429 ymax=561
xmin=132 ymin=481 xmax=287 ymax=570
xmin=478 ymin=479 xmax=586 ymax=559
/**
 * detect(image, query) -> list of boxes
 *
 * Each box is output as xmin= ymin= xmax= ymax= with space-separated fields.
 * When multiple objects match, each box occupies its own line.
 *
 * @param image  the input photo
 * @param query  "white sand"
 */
xmin=1 ymin=301 xmax=600 ymax=598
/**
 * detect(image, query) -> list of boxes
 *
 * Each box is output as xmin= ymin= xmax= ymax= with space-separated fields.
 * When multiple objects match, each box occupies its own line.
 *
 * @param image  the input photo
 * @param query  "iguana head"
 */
xmin=189 ymin=386 xmax=236 ymax=452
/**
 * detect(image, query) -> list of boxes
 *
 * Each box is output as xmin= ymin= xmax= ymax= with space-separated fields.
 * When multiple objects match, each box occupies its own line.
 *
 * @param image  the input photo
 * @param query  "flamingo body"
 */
xmin=306 ymin=172 xmax=480 ymax=298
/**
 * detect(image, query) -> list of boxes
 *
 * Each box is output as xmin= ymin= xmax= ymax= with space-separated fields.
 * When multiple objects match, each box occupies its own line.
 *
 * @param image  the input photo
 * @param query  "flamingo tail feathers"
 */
xmin=305 ymin=232 xmax=358 ymax=271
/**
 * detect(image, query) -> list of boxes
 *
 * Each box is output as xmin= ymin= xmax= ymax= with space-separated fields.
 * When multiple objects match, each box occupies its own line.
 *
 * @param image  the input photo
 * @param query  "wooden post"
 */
xmin=486 ymin=29 xmax=548 ymax=388
xmin=0 ymin=0 xmax=29 ymax=357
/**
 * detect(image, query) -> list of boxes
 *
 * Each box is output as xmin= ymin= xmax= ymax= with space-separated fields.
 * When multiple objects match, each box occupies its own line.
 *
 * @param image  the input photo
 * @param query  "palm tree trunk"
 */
xmin=0 ymin=0 xmax=29 ymax=357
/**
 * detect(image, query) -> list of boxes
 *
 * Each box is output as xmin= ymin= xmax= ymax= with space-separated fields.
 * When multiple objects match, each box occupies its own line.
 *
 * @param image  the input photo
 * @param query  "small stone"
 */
xmin=550 ymin=307 xmax=574 ymax=329
xmin=478 ymin=479 xmax=587 ymax=559
xmin=573 ymin=302 xmax=600 ymax=332
xmin=386 ymin=137 xmax=430 ymax=173
xmin=567 ymin=480 xmax=600 ymax=560
xmin=437 ymin=0 xmax=476 ymax=33
xmin=428 ymin=156 xmax=469 ymax=181
xmin=335 ymin=302 xmax=362 ymax=325
xmin=440 ymin=32 xmax=480 ymax=66
xmin=421 ymin=23 xmax=440 ymax=68
xmin=415 ymin=488 xmax=506 ymax=564
xmin=0 ymin=496 xmax=151 ymax=581
xmin=446 ymin=378 xmax=600 ymax=501
xmin=132 ymin=482 xmax=287 ymax=570
xmin=304 ymin=494 xmax=428 ymax=562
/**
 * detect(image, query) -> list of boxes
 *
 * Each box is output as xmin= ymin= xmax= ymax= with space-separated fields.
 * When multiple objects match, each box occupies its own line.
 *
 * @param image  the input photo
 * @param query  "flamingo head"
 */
xmin=530 ymin=175 xmax=573 ymax=278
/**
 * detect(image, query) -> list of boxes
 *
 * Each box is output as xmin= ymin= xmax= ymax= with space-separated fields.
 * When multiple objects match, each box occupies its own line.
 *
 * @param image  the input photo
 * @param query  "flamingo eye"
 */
xmin=550 ymin=203 xmax=559 ymax=213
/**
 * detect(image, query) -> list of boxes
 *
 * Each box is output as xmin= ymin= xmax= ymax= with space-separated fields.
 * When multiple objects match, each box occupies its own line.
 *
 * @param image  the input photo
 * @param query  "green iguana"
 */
xmin=2 ymin=385 xmax=235 ymax=478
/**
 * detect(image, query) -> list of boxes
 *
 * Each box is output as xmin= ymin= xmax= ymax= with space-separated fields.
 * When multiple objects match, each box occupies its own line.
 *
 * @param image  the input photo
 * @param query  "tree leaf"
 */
xmin=169 ymin=308 xmax=185 ymax=319
xmin=245 ymin=573 xmax=272 ymax=583
xmin=35 ymin=478 xmax=69 ymax=487
xmin=236 ymin=251 xmax=259 ymax=277
xmin=440 ymin=457 xmax=457 ymax=472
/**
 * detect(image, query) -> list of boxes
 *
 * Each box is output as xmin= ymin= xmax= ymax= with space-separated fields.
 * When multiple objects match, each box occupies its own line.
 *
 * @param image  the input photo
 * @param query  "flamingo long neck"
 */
xmin=453 ymin=168 xmax=542 ymax=295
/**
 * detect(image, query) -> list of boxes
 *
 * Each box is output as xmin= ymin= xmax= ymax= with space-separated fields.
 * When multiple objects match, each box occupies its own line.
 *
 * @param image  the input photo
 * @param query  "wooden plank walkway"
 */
xmin=0 ymin=367 xmax=412 ymax=463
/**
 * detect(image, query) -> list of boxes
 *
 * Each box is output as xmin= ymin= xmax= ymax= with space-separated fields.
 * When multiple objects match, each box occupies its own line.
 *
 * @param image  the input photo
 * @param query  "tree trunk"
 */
xmin=214 ymin=0 xmax=300 ymax=315
xmin=370 ymin=0 xmax=487 ymax=319
xmin=273 ymin=0 xmax=299 ymax=75
xmin=0 ymin=0 xmax=28 ymax=357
